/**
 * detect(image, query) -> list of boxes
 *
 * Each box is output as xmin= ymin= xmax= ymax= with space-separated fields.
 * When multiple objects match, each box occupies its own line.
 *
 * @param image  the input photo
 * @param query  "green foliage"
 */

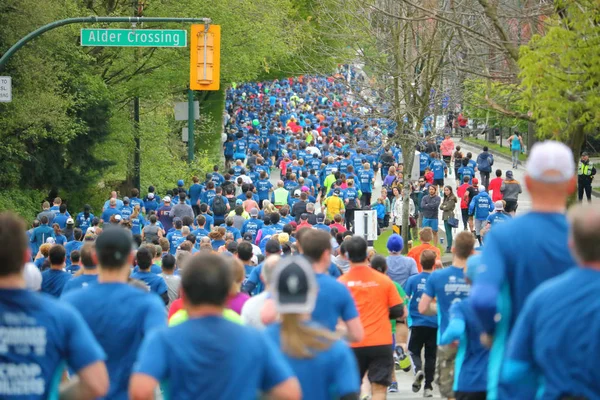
xmin=463 ymin=79 xmax=529 ymax=132
xmin=0 ymin=189 xmax=47 ymax=223
xmin=519 ymin=0 xmax=600 ymax=140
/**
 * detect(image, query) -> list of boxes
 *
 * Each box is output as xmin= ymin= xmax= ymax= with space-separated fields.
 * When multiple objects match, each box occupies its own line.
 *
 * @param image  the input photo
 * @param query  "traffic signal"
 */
xmin=190 ymin=24 xmax=220 ymax=91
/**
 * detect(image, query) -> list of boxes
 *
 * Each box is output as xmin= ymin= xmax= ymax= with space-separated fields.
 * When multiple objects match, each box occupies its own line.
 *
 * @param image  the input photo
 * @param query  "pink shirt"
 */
xmin=227 ymin=292 xmax=250 ymax=315
xmin=440 ymin=139 xmax=455 ymax=156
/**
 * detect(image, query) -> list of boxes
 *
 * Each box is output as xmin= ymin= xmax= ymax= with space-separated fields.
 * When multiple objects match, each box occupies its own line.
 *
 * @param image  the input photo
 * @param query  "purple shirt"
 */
xmin=383 ymin=175 xmax=396 ymax=187
xmin=227 ymin=292 xmax=250 ymax=315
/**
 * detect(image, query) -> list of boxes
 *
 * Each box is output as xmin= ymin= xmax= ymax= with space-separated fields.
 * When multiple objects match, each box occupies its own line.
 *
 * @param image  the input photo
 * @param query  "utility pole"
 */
xmin=132 ymin=0 xmax=145 ymax=191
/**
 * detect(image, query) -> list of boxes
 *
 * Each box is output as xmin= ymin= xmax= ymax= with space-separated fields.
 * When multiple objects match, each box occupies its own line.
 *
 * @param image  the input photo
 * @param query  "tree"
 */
xmin=519 ymin=0 xmax=600 ymax=161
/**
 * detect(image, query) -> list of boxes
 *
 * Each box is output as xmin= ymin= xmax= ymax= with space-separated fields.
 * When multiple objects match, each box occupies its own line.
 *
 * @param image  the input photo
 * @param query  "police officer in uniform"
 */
xmin=578 ymin=152 xmax=596 ymax=202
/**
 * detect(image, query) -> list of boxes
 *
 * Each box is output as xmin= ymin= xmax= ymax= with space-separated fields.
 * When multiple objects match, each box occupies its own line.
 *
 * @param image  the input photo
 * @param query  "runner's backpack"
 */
xmin=212 ymin=196 xmax=227 ymax=215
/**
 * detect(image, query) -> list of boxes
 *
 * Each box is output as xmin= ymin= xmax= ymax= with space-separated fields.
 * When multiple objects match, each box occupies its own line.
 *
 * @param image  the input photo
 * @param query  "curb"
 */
xmin=461 ymin=139 xmax=600 ymax=198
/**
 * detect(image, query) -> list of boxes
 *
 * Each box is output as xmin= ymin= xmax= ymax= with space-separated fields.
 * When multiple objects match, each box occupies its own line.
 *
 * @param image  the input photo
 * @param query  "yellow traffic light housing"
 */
xmin=190 ymin=24 xmax=220 ymax=91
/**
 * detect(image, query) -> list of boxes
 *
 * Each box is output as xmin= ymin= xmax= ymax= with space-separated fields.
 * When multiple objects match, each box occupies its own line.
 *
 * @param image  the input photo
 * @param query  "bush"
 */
xmin=0 ymin=189 xmax=47 ymax=223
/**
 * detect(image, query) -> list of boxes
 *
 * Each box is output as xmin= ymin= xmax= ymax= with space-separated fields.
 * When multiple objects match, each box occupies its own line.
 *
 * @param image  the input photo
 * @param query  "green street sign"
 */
xmin=81 ymin=29 xmax=187 ymax=47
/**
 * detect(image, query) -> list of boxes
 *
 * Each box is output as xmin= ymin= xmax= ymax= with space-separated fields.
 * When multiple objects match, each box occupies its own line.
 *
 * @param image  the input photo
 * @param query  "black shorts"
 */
xmin=434 ymin=178 xmax=445 ymax=187
xmin=443 ymin=155 xmax=452 ymax=164
xmin=225 ymin=155 xmax=233 ymax=161
xmin=505 ymin=199 xmax=518 ymax=213
xmin=353 ymin=345 xmax=394 ymax=387
xmin=455 ymin=392 xmax=487 ymax=400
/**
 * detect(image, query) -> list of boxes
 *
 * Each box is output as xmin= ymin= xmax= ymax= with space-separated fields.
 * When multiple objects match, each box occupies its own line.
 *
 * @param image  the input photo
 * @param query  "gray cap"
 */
xmin=271 ymin=256 xmax=317 ymax=314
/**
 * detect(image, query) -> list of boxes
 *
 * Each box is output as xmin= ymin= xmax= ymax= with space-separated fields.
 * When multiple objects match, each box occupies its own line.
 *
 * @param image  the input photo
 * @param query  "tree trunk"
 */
xmin=398 ymin=136 xmax=416 ymax=254
xmin=567 ymin=124 xmax=585 ymax=206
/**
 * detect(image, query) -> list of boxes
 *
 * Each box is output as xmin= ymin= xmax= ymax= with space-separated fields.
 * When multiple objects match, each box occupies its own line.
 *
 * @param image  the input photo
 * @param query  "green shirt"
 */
xmin=169 ymin=309 xmax=243 ymax=327
xmin=391 ymin=281 xmax=408 ymax=334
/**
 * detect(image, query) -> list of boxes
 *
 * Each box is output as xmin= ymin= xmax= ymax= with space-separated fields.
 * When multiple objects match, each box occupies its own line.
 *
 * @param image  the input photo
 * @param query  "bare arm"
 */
xmin=266 ymin=378 xmax=302 ymax=400
xmin=344 ymin=317 xmax=365 ymax=343
xmin=418 ymin=293 xmax=437 ymax=316
xmin=60 ymin=361 xmax=109 ymax=400
xmin=129 ymin=373 xmax=158 ymax=400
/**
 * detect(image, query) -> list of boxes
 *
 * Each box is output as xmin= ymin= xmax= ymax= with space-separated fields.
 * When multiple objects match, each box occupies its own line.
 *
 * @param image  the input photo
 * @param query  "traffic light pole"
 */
xmin=188 ymin=88 xmax=195 ymax=163
xmin=0 ymin=16 xmax=210 ymax=71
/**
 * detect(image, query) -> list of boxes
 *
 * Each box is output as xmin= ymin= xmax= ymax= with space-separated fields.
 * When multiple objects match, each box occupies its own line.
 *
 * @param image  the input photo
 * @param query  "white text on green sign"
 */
xmin=81 ymin=29 xmax=187 ymax=47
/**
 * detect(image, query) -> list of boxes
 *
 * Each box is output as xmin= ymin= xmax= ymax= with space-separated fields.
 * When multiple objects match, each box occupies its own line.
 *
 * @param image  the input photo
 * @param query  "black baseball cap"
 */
xmin=271 ymin=256 xmax=317 ymax=314
xmin=265 ymin=239 xmax=282 ymax=255
xmin=95 ymin=227 xmax=133 ymax=267
xmin=316 ymin=213 xmax=325 ymax=223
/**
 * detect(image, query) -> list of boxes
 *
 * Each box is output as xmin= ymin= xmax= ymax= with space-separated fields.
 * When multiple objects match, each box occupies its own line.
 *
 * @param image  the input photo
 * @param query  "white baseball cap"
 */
xmin=163 ymin=196 xmax=171 ymax=203
xmin=23 ymin=262 xmax=42 ymax=291
xmin=526 ymin=141 xmax=575 ymax=183
xmin=494 ymin=200 xmax=504 ymax=210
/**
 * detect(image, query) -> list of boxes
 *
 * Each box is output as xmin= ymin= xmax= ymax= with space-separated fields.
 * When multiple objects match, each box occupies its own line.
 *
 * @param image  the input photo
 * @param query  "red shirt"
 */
xmin=425 ymin=171 xmax=434 ymax=184
xmin=457 ymin=183 xmax=470 ymax=209
xmin=329 ymin=222 xmax=347 ymax=233
xmin=297 ymin=221 xmax=313 ymax=230
xmin=488 ymin=177 xmax=504 ymax=202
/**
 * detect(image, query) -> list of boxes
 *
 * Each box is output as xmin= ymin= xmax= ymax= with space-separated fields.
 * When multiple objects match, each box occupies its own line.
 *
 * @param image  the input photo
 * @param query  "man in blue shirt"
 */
xmin=419 ymin=231 xmax=475 ymax=400
xmin=241 ymin=208 xmax=264 ymax=241
xmin=428 ymin=152 xmax=447 ymax=191
xmin=101 ymin=198 xmax=122 ymax=224
xmin=468 ymin=186 xmax=495 ymax=245
xmin=30 ymin=215 xmax=55 ymax=251
xmin=189 ymin=175 xmax=204 ymax=216
xmin=486 ymin=200 xmax=512 ymax=228
xmin=503 ymin=204 xmax=599 ymax=400
xmin=358 ymin=162 xmax=375 ymax=205
xmin=129 ymin=253 xmax=301 ymax=400
xmin=41 ymin=245 xmax=71 ymax=297
xmin=75 ymin=204 xmax=94 ymax=232
xmin=471 ymin=141 xmax=578 ymax=400
xmin=130 ymin=247 xmax=169 ymax=305
xmin=404 ymin=249 xmax=438 ymax=397
xmin=419 ymin=151 xmax=431 ymax=176
xmin=440 ymin=254 xmax=489 ymax=399
xmin=63 ymin=227 xmax=166 ymax=400
xmin=64 ymin=228 xmax=84 ymax=267
xmin=0 ymin=212 xmax=108 ymax=399
xmin=103 ymin=191 xmax=124 ymax=211
xmin=457 ymin=158 xmax=475 ymax=185
xmin=62 ymin=242 xmax=98 ymax=294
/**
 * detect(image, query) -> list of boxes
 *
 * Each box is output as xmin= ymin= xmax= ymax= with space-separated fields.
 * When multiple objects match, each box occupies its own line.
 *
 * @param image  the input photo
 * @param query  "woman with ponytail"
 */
xmin=266 ymin=256 xmax=361 ymax=400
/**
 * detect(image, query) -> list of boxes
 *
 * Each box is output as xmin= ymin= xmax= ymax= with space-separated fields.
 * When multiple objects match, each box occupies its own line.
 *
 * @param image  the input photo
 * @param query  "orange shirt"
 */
xmin=338 ymin=266 xmax=403 ymax=348
xmin=407 ymin=243 xmax=441 ymax=272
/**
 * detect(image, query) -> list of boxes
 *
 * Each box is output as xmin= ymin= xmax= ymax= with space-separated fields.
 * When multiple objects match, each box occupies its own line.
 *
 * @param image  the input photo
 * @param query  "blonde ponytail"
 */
xmin=280 ymin=314 xmax=339 ymax=359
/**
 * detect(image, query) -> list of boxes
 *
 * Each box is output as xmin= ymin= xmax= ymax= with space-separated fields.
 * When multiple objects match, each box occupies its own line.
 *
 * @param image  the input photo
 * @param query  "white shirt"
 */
xmin=241 ymin=292 xmax=269 ymax=330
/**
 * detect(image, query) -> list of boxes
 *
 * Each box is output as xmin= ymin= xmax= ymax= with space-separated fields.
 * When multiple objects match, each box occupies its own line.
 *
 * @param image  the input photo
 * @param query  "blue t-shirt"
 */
xmin=61 ymin=274 xmax=99 ymax=294
xmin=486 ymin=212 xmax=511 ymax=226
xmin=266 ymin=323 xmax=360 ymax=400
xmin=64 ymin=240 xmax=83 ymax=267
xmin=132 ymin=264 xmax=163 ymax=275
xmin=0 ymin=289 xmax=105 ymax=399
xmin=75 ymin=212 xmax=94 ymax=231
xmin=471 ymin=212 xmax=576 ymax=400
xmin=429 ymin=159 xmax=447 ymax=179
xmin=458 ymin=166 xmax=475 ymax=184
xmin=130 ymin=271 xmax=168 ymax=296
xmin=312 ymin=273 xmax=358 ymax=331
xmin=241 ymin=218 xmax=264 ymax=241
xmin=504 ymin=268 xmax=599 ymax=400
xmin=404 ymin=272 xmax=437 ymax=328
xmin=41 ymin=269 xmax=72 ymax=297
xmin=424 ymin=266 xmax=470 ymax=343
xmin=189 ymin=183 xmax=203 ymax=205
xmin=358 ymin=170 xmax=374 ymax=193
xmin=441 ymin=299 xmax=488 ymax=393
xmin=419 ymin=152 xmax=431 ymax=171
xmin=133 ymin=316 xmax=294 ymax=400
xmin=62 ymin=283 xmax=166 ymax=400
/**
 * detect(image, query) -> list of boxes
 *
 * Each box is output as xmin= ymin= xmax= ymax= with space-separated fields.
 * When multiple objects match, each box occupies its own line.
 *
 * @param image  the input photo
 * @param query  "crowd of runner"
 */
xmin=1 ymin=68 xmax=598 ymax=400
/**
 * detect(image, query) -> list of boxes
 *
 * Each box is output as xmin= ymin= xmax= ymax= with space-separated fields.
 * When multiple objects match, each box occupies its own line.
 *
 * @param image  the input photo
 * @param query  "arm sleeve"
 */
xmin=502 ymin=296 xmax=538 ymax=386
xmin=424 ymin=272 xmax=436 ymax=298
xmin=133 ymin=329 xmax=169 ymax=381
xmin=471 ymin=228 xmax=506 ymax=334
xmin=341 ymin=285 xmax=359 ymax=321
xmin=242 ymin=267 xmax=261 ymax=294
xmin=64 ymin=305 xmax=106 ymax=373
xmin=440 ymin=303 xmax=466 ymax=345
xmin=259 ymin=334 xmax=295 ymax=392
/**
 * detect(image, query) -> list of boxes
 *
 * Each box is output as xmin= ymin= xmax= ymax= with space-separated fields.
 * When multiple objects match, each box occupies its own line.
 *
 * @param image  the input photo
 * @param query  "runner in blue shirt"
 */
xmin=440 ymin=255 xmax=489 ymax=399
xmin=129 ymin=253 xmax=300 ymax=400
xmin=471 ymin=141 xmax=577 ymax=400
xmin=0 ymin=212 xmax=108 ymax=399
xmin=266 ymin=255 xmax=360 ymax=400
xmin=419 ymin=151 xmax=431 ymax=176
xmin=419 ymin=231 xmax=475 ymax=400
xmin=62 ymin=243 xmax=98 ymax=294
xmin=428 ymin=152 xmax=447 ymax=190
xmin=41 ymin=245 xmax=71 ymax=297
xmin=486 ymin=201 xmax=512 ymax=227
xmin=63 ymin=227 xmax=166 ymax=400
xmin=75 ymin=204 xmax=94 ymax=232
xmin=503 ymin=205 xmax=599 ymax=400
xmin=188 ymin=176 xmax=204 ymax=215
xmin=241 ymin=208 xmax=264 ymax=241
xmin=358 ymin=163 xmax=375 ymax=205
xmin=130 ymin=247 xmax=169 ymax=305
xmin=457 ymin=158 xmax=475 ymax=184
xmin=404 ymin=250 xmax=438 ymax=396
xmin=468 ymin=186 xmax=495 ymax=245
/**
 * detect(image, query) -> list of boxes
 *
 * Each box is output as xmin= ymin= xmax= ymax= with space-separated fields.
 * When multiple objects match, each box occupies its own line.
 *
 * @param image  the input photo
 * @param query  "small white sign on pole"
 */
xmin=174 ymin=102 xmax=199 ymax=121
xmin=182 ymin=127 xmax=189 ymax=142
xmin=354 ymin=210 xmax=378 ymax=242
xmin=0 ymin=77 xmax=12 ymax=102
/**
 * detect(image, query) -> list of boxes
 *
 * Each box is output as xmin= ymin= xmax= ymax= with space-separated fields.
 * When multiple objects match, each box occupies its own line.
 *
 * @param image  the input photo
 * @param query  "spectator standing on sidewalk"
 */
xmin=440 ymin=186 xmax=458 ymax=253
xmin=476 ymin=146 xmax=494 ymax=189
xmin=420 ymin=186 xmax=441 ymax=246
xmin=577 ymin=152 xmax=596 ymax=203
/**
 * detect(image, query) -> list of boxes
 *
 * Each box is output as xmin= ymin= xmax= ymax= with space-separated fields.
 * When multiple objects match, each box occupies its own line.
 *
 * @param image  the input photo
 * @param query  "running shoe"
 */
xmin=412 ymin=370 xmax=424 ymax=393
xmin=423 ymin=387 xmax=434 ymax=397
xmin=395 ymin=346 xmax=412 ymax=372
xmin=388 ymin=382 xmax=398 ymax=393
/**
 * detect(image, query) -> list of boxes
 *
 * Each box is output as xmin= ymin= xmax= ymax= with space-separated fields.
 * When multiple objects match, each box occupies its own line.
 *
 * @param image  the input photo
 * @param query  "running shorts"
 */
xmin=353 ymin=345 xmax=394 ymax=387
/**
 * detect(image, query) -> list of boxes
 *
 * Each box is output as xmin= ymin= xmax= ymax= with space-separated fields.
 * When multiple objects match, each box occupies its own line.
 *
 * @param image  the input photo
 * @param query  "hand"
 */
xmin=480 ymin=333 xmax=493 ymax=348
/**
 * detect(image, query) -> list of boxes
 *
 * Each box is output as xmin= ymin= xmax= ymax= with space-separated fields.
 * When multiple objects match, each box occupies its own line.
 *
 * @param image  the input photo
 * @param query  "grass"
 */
xmin=462 ymin=137 xmax=527 ymax=162
xmin=373 ymin=228 xmax=445 ymax=256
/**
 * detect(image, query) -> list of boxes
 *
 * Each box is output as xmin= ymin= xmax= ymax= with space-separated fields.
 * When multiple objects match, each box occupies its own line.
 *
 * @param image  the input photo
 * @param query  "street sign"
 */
xmin=81 ymin=29 xmax=187 ymax=47
xmin=182 ymin=127 xmax=189 ymax=142
xmin=174 ymin=101 xmax=199 ymax=121
xmin=0 ymin=76 xmax=11 ymax=102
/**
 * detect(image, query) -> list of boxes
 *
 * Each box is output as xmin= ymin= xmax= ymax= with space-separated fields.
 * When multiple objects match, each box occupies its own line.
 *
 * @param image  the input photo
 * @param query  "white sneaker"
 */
xmin=412 ymin=370 xmax=424 ymax=393
xmin=423 ymin=388 xmax=433 ymax=397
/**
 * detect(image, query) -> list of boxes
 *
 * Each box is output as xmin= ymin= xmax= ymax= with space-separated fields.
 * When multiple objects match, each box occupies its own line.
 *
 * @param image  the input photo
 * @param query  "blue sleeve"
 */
xmin=243 ymin=267 xmax=261 ymax=293
xmin=424 ymin=272 xmax=436 ymax=298
xmin=471 ymin=228 xmax=506 ymax=334
xmin=143 ymin=296 xmax=168 ymax=334
xmin=332 ymin=342 xmax=360 ymax=397
xmin=133 ymin=329 xmax=168 ymax=380
xmin=328 ymin=263 xmax=342 ymax=278
xmin=502 ymin=296 xmax=539 ymax=389
xmin=63 ymin=304 xmax=106 ymax=372
xmin=403 ymin=277 xmax=413 ymax=296
xmin=340 ymin=285 xmax=359 ymax=321
xmin=440 ymin=303 xmax=466 ymax=345
xmin=259 ymin=333 xmax=295 ymax=392
xmin=489 ymin=200 xmax=495 ymax=212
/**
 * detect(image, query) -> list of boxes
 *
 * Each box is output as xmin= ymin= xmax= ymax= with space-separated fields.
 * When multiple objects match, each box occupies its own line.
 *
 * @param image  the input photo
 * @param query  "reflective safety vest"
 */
xmin=273 ymin=188 xmax=289 ymax=206
xmin=578 ymin=161 xmax=594 ymax=176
